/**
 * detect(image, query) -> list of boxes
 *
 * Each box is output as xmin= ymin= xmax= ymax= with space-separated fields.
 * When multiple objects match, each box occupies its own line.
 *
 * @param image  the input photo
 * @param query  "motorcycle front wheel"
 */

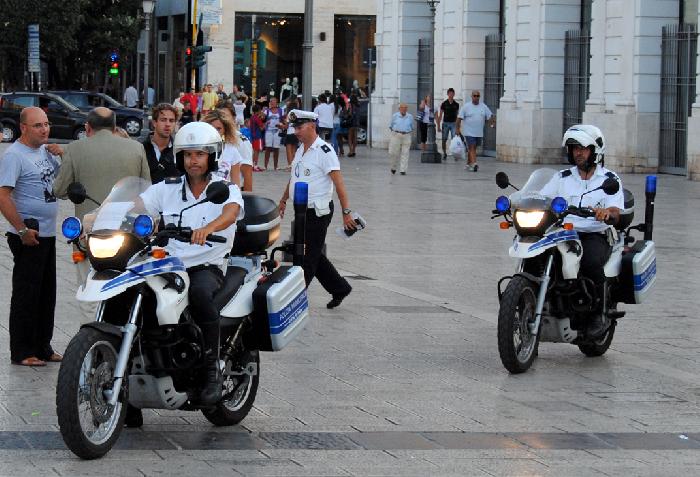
xmin=56 ymin=328 xmax=126 ymax=459
xmin=202 ymin=350 xmax=259 ymax=426
xmin=497 ymin=275 xmax=540 ymax=374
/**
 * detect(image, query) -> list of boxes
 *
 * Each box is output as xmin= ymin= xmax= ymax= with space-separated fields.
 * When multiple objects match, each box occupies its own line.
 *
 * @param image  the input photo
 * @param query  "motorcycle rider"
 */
xmin=127 ymin=122 xmax=244 ymax=426
xmin=539 ymin=125 xmax=625 ymax=337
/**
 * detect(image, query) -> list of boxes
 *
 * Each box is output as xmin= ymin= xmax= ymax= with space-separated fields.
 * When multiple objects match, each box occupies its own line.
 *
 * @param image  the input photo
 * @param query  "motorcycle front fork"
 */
xmin=104 ymin=291 xmax=143 ymax=406
xmin=527 ymin=255 xmax=554 ymax=335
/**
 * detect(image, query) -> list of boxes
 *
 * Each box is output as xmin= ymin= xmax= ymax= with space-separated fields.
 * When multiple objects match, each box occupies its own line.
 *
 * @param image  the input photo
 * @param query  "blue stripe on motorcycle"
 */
xmin=633 ymin=258 xmax=656 ymax=291
xmin=100 ymin=257 xmax=186 ymax=292
xmin=528 ymin=229 xmax=579 ymax=252
xmin=269 ymin=289 xmax=309 ymax=335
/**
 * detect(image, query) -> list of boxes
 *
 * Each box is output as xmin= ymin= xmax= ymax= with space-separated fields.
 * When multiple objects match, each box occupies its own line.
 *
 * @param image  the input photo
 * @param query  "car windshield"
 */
xmin=83 ymin=177 xmax=158 ymax=234
xmin=100 ymin=93 xmax=123 ymax=107
xmin=509 ymin=168 xmax=558 ymax=209
xmin=47 ymin=94 xmax=80 ymax=111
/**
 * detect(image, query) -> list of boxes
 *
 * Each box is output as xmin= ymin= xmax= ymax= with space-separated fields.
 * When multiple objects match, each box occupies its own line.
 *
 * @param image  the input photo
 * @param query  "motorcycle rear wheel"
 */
xmin=56 ymin=328 xmax=126 ymax=459
xmin=578 ymin=322 xmax=616 ymax=357
xmin=202 ymin=350 xmax=259 ymax=426
xmin=498 ymin=275 xmax=540 ymax=374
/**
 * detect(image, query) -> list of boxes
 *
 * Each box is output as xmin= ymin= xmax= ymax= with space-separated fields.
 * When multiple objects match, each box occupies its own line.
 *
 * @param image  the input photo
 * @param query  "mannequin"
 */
xmin=291 ymin=77 xmax=299 ymax=96
xmin=334 ymin=78 xmax=342 ymax=95
xmin=268 ymin=83 xmax=275 ymax=99
xmin=279 ymin=77 xmax=292 ymax=102
xmin=351 ymin=79 xmax=366 ymax=98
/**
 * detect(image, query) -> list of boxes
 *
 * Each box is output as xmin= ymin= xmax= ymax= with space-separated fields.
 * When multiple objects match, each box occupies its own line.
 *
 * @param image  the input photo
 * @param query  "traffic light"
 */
xmin=257 ymin=40 xmax=267 ymax=68
xmin=185 ymin=46 xmax=193 ymax=69
xmin=194 ymin=45 xmax=212 ymax=68
xmin=234 ymin=40 xmax=251 ymax=72
xmin=109 ymin=51 xmax=119 ymax=76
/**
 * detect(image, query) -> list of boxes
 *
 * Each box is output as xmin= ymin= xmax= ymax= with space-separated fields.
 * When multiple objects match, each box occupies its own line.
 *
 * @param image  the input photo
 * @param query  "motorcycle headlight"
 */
xmin=88 ymin=235 xmax=125 ymax=259
xmin=514 ymin=210 xmax=546 ymax=229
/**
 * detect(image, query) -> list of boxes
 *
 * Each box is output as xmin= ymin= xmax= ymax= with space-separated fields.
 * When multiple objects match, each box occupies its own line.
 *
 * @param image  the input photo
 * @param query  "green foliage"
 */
xmin=0 ymin=0 xmax=142 ymax=89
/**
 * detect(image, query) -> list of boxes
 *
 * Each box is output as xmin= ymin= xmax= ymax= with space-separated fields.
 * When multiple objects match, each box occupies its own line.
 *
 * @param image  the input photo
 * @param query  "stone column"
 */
xmin=687 ymin=8 xmax=700 ymax=180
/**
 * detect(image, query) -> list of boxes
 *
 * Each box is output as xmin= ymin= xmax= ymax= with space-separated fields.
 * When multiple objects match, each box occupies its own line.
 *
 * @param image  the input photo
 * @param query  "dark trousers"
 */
xmin=579 ymin=232 xmax=612 ymax=284
xmin=187 ymin=267 xmax=224 ymax=325
xmin=6 ymin=233 xmax=56 ymax=362
xmin=303 ymin=202 xmax=351 ymax=296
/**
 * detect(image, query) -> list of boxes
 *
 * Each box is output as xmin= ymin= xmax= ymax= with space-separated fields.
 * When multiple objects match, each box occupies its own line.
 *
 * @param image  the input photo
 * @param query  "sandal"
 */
xmin=47 ymin=352 xmax=63 ymax=362
xmin=12 ymin=356 xmax=46 ymax=367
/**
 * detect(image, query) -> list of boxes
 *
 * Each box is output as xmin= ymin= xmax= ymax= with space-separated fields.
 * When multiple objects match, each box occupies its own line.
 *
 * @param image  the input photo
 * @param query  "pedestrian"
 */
xmin=172 ymin=91 xmax=185 ymax=114
xmin=346 ymin=94 xmax=360 ymax=157
xmin=201 ymin=84 xmax=218 ymax=117
xmin=216 ymin=83 xmax=228 ymax=103
xmin=279 ymin=98 xmax=300 ymax=169
xmin=263 ymin=97 xmax=283 ymax=170
xmin=456 ymin=89 xmax=495 ymax=172
xmin=313 ymin=94 xmax=334 ymax=141
xmin=0 ymin=107 xmax=62 ymax=366
xmin=197 ymin=87 xmax=205 ymax=120
xmin=141 ymin=103 xmax=179 ymax=184
xmin=124 ymin=83 xmax=138 ymax=108
xmin=332 ymin=95 xmax=349 ymax=156
xmin=180 ymin=102 xmax=194 ymax=125
xmin=436 ymin=88 xmax=460 ymax=161
xmin=181 ymin=88 xmax=199 ymax=120
xmin=203 ymin=110 xmax=243 ymax=186
xmin=388 ymin=103 xmax=414 ymax=175
xmin=278 ymin=109 xmax=356 ymax=309
xmin=232 ymin=93 xmax=247 ymax=126
xmin=250 ymin=105 xmax=266 ymax=171
xmin=214 ymin=103 xmax=254 ymax=191
xmin=416 ymin=94 xmax=434 ymax=151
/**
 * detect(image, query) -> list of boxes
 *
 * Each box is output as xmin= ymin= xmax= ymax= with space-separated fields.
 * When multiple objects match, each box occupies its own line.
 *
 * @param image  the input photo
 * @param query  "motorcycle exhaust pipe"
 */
xmin=644 ymin=175 xmax=656 ymax=241
xmin=292 ymin=182 xmax=308 ymax=267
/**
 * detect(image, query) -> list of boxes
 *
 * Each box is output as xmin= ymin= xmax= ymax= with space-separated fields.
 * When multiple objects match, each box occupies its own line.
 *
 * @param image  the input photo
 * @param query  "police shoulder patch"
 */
xmin=560 ymin=169 xmax=572 ymax=177
xmin=320 ymin=144 xmax=331 ymax=153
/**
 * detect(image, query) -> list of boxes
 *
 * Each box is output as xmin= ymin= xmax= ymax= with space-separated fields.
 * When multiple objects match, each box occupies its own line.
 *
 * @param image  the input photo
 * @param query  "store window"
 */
xmin=234 ymin=13 xmax=304 ymax=101
xmin=333 ymin=15 xmax=376 ymax=96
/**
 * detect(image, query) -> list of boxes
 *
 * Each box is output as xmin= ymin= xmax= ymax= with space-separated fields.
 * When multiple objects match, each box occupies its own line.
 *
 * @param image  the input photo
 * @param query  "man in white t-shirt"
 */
xmin=313 ymin=94 xmax=335 ymax=141
xmin=456 ymin=90 xmax=495 ymax=172
xmin=278 ymin=110 xmax=357 ymax=309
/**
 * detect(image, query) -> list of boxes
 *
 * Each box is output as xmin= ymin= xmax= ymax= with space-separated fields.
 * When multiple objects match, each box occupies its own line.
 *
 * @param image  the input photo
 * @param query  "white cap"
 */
xmin=288 ymin=109 xmax=318 ymax=125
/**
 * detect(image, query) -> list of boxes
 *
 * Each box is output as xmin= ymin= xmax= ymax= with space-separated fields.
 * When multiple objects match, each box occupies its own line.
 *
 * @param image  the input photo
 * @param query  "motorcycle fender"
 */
xmin=76 ymin=269 xmax=145 ymax=302
xmin=145 ymin=274 xmax=190 ymax=326
xmin=556 ymin=240 xmax=582 ymax=280
xmin=509 ymin=240 xmax=548 ymax=259
xmin=80 ymin=321 xmax=123 ymax=339
xmin=220 ymin=272 xmax=260 ymax=318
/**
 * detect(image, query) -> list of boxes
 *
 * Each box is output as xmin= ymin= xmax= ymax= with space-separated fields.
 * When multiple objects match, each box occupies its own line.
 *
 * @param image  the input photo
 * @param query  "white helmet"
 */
xmin=562 ymin=124 xmax=605 ymax=166
xmin=173 ymin=122 xmax=223 ymax=173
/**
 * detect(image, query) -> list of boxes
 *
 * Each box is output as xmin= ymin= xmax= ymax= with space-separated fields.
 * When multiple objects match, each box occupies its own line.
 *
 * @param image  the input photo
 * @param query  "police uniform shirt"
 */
xmin=140 ymin=176 xmax=244 ymax=268
xmin=289 ymin=136 xmax=340 ymax=207
xmin=540 ymin=166 xmax=625 ymax=233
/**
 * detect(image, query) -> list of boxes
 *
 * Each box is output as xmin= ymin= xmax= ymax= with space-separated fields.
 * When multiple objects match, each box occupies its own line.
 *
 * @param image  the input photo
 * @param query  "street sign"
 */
xmin=27 ymin=24 xmax=40 ymax=73
xmin=195 ymin=0 xmax=222 ymax=26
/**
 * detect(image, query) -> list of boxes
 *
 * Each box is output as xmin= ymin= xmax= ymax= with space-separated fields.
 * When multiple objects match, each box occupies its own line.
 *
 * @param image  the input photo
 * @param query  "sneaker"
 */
xmin=464 ymin=163 xmax=472 ymax=171
xmin=472 ymin=163 xmax=479 ymax=172
xmin=391 ymin=169 xmax=396 ymax=175
xmin=400 ymin=171 xmax=406 ymax=175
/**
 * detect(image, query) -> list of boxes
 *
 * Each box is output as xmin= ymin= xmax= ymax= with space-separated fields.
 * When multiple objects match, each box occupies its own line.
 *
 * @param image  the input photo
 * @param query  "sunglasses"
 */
xmin=472 ymin=94 xmax=480 ymax=97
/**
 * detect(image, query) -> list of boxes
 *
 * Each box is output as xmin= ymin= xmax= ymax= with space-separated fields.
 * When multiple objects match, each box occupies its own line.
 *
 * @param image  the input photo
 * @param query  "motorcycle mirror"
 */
xmin=495 ymin=172 xmax=510 ymax=189
xmin=601 ymin=177 xmax=620 ymax=195
xmin=67 ymin=182 xmax=87 ymax=204
xmin=206 ymin=181 xmax=230 ymax=204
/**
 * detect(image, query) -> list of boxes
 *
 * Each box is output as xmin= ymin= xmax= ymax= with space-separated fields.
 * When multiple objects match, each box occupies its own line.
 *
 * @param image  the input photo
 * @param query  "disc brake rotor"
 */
xmin=88 ymin=362 xmax=115 ymax=424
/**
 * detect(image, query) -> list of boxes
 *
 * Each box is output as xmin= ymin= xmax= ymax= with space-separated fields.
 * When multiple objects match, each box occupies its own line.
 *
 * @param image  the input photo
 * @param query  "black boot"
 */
xmin=587 ymin=314 xmax=609 ymax=339
xmin=124 ymin=404 xmax=143 ymax=428
xmin=199 ymin=322 xmax=222 ymax=405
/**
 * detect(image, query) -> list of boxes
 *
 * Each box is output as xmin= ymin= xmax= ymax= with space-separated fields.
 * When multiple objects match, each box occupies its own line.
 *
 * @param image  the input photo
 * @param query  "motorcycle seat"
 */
xmin=213 ymin=266 xmax=247 ymax=311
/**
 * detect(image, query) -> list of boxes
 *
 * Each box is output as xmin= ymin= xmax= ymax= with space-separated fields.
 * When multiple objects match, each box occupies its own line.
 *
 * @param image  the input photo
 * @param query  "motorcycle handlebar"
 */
xmin=566 ymin=206 xmax=596 ymax=218
xmin=206 ymin=234 xmax=227 ymax=243
xmin=156 ymin=227 xmax=226 ymax=244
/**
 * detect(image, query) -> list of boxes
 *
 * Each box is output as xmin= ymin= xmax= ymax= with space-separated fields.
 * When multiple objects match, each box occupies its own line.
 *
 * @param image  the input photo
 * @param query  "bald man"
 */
xmin=388 ymin=103 xmax=414 ymax=175
xmin=0 ymin=107 xmax=62 ymax=366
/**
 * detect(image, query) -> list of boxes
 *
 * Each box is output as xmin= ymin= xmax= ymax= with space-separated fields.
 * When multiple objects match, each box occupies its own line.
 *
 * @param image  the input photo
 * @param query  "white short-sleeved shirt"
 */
xmin=314 ymin=102 xmax=335 ymax=129
xmin=140 ymin=176 xmax=244 ymax=268
xmin=457 ymin=102 xmax=492 ymax=138
xmin=233 ymin=132 xmax=253 ymax=167
xmin=289 ymin=136 xmax=340 ymax=207
xmin=539 ymin=166 xmax=625 ymax=233
xmin=215 ymin=144 xmax=243 ymax=181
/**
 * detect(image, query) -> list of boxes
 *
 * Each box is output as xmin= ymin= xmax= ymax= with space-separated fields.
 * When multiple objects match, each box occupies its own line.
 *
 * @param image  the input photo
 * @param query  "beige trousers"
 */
xmin=388 ymin=131 xmax=412 ymax=173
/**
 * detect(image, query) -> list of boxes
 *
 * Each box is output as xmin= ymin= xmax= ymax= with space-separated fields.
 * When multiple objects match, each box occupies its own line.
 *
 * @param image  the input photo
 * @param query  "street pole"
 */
xmin=302 ymin=0 xmax=313 ymax=111
xmin=191 ymin=0 xmax=198 ymax=91
xmin=142 ymin=0 xmax=155 ymax=109
xmin=367 ymin=47 xmax=373 ymax=148
xmin=421 ymin=0 xmax=442 ymax=163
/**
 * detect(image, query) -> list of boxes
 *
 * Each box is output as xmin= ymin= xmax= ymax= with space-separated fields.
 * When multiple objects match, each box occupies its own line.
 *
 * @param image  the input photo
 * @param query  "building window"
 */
xmin=234 ymin=13 xmax=304 ymax=101
xmin=333 ymin=15 xmax=376 ymax=96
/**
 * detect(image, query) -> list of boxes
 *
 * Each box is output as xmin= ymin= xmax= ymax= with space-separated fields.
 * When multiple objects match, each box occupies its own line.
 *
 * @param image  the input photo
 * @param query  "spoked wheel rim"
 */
xmin=513 ymin=288 xmax=537 ymax=363
xmin=76 ymin=341 xmax=122 ymax=446
xmin=124 ymin=119 xmax=141 ymax=135
xmin=221 ymin=353 xmax=257 ymax=412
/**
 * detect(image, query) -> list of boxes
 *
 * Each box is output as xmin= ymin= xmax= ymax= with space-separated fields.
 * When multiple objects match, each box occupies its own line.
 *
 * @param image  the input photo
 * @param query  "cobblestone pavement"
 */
xmin=1 ymin=142 xmax=699 ymax=476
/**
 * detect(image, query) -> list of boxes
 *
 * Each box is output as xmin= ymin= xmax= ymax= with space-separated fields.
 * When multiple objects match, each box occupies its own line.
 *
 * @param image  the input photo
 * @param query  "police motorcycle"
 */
xmin=55 ymin=174 xmax=312 ymax=459
xmin=491 ymin=170 xmax=657 ymax=374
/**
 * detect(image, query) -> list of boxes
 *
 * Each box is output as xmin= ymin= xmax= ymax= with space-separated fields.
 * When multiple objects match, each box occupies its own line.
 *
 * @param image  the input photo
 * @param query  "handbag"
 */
xmin=340 ymin=109 xmax=353 ymax=128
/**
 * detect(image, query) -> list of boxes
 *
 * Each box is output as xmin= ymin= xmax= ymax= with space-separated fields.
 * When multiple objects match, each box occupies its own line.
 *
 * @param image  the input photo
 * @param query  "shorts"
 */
xmin=285 ymin=133 xmax=299 ymax=146
xmin=265 ymin=130 xmax=282 ymax=149
xmin=252 ymin=138 xmax=264 ymax=151
xmin=442 ymin=122 xmax=456 ymax=141
xmin=465 ymin=136 xmax=482 ymax=147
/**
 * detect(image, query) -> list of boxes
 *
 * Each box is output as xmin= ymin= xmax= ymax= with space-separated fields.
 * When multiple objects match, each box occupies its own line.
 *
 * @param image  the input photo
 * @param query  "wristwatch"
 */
xmin=17 ymin=227 xmax=29 ymax=238
xmin=342 ymin=208 xmax=352 ymax=215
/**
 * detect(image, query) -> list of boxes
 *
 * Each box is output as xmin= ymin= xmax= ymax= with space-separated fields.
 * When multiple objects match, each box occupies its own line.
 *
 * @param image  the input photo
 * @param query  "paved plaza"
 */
xmin=1 ymin=142 xmax=700 ymax=476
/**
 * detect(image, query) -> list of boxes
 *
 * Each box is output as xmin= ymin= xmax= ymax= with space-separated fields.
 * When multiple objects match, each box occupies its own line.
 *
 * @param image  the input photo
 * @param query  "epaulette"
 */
xmin=605 ymin=171 xmax=618 ymax=180
xmin=320 ymin=144 xmax=331 ymax=154
xmin=560 ymin=169 xmax=572 ymax=177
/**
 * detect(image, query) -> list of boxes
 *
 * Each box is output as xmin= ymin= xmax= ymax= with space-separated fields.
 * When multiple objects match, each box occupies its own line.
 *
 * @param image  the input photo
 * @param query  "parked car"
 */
xmin=0 ymin=91 xmax=88 ymax=142
xmin=51 ymin=90 xmax=146 ymax=136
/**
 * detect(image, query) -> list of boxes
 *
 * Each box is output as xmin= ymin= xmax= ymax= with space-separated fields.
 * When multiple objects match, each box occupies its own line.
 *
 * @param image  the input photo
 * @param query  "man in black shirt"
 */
xmin=142 ymin=103 xmax=179 ymax=183
xmin=436 ymin=88 xmax=460 ymax=161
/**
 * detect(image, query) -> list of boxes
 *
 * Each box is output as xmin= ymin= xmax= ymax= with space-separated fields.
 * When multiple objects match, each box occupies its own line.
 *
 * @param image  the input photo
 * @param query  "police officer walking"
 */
xmin=278 ymin=110 xmax=356 ymax=309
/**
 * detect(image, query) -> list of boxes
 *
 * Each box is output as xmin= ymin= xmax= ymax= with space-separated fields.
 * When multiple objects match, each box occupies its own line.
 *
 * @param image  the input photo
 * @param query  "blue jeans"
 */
xmin=441 ymin=122 xmax=456 ymax=141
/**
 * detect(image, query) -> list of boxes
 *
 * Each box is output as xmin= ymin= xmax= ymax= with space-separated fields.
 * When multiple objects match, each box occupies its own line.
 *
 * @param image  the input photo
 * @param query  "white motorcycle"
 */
xmin=492 ymin=169 xmax=657 ymax=374
xmin=55 ymin=177 xmax=311 ymax=459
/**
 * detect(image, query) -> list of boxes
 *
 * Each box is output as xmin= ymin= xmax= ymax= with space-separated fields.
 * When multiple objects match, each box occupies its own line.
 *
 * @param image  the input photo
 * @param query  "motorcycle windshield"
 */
xmin=509 ymin=168 xmax=558 ymax=209
xmin=83 ymin=176 xmax=158 ymax=234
